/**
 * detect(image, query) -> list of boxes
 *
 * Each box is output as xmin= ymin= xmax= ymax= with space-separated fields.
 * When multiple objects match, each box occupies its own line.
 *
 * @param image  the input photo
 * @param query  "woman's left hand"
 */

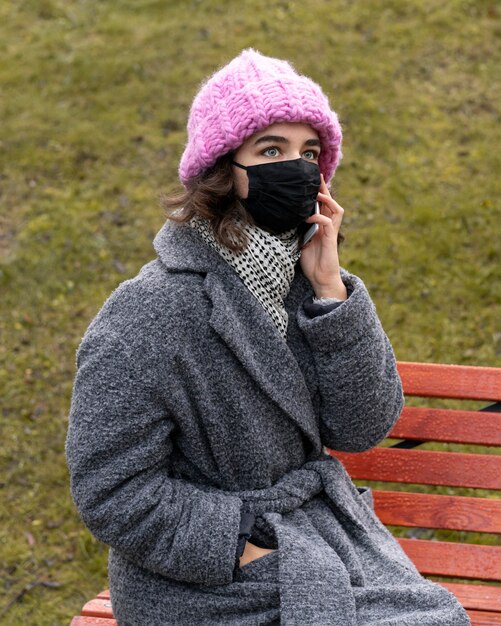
xmin=299 ymin=174 xmax=347 ymax=300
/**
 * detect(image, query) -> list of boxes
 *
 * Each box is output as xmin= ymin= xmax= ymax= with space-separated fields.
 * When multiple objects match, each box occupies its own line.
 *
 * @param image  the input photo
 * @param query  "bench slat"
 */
xmin=373 ymin=490 xmax=501 ymax=533
xmin=82 ymin=597 xmax=113 ymax=619
xmin=72 ymin=599 xmax=501 ymax=626
xmin=70 ymin=618 xmax=117 ymax=626
xmin=466 ymin=609 xmax=501 ymax=625
xmin=391 ymin=406 xmax=501 ymax=446
xmin=438 ymin=582 xmax=501 ymax=612
xmin=332 ymin=448 xmax=501 ymax=489
xmin=94 ymin=585 xmax=501 ymax=613
xmin=399 ymin=538 xmax=501 ymax=580
xmin=397 ymin=362 xmax=501 ymax=401
xmin=74 ymin=583 xmax=501 ymax=624
xmin=69 ymin=610 xmax=501 ymax=626
xmin=68 ymin=607 xmax=501 ymax=626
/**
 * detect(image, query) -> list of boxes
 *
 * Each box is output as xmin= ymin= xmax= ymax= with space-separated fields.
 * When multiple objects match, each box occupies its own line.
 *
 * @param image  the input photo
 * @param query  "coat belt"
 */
xmin=223 ymin=455 xmax=331 ymax=515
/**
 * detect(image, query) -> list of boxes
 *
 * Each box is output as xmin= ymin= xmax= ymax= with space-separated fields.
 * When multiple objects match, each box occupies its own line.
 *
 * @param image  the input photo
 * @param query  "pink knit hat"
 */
xmin=179 ymin=49 xmax=343 ymax=185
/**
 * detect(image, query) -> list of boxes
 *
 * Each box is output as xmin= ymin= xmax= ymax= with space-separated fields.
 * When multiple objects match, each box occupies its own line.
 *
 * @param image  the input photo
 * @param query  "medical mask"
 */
xmin=232 ymin=158 xmax=321 ymax=234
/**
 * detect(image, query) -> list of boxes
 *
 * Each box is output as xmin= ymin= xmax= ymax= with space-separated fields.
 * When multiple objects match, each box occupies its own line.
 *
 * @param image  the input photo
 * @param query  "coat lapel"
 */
xmin=153 ymin=221 xmax=321 ymax=451
xmin=204 ymin=270 xmax=320 ymax=448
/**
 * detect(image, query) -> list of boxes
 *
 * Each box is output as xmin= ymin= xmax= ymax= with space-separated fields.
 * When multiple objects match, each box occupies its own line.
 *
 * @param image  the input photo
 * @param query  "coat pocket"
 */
xmin=237 ymin=549 xmax=279 ymax=582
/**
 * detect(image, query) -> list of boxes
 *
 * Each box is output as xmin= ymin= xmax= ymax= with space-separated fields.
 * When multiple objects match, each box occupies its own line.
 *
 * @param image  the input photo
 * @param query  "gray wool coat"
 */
xmin=66 ymin=221 xmax=470 ymax=626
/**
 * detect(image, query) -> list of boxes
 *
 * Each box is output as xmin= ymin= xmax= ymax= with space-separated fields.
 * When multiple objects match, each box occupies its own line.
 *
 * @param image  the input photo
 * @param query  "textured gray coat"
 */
xmin=66 ymin=221 xmax=470 ymax=625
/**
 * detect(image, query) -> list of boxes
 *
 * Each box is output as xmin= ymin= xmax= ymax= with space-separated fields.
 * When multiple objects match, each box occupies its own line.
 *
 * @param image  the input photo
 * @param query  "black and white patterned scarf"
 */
xmin=190 ymin=216 xmax=301 ymax=338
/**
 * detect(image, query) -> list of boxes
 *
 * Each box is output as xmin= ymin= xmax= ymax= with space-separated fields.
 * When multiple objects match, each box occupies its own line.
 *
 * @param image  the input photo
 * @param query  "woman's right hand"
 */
xmin=239 ymin=540 xmax=276 ymax=567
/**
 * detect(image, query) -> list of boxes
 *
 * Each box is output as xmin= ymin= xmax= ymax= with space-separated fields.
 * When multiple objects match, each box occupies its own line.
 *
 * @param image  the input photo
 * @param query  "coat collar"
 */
xmin=153 ymin=220 xmax=321 ymax=453
xmin=153 ymin=218 xmax=225 ymax=274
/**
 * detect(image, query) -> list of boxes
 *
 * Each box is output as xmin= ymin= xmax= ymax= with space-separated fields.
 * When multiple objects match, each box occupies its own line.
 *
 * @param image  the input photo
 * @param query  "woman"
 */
xmin=66 ymin=49 xmax=470 ymax=625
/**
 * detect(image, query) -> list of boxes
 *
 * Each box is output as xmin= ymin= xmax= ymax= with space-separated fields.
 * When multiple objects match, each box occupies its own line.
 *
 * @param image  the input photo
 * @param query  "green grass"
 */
xmin=1 ymin=0 xmax=500 ymax=623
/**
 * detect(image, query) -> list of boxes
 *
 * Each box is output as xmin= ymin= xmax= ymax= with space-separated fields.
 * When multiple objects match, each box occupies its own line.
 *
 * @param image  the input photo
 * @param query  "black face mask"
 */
xmin=232 ymin=158 xmax=321 ymax=234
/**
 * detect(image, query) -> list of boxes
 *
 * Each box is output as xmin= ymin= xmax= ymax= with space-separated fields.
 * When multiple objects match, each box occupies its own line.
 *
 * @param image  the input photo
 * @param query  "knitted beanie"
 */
xmin=179 ymin=49 xmax=343 ymax=185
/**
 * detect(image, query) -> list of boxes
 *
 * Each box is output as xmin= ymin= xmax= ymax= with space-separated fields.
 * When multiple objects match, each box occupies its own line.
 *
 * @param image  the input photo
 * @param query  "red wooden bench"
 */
xmin=70 ymin=361 xmax=501 ymax=626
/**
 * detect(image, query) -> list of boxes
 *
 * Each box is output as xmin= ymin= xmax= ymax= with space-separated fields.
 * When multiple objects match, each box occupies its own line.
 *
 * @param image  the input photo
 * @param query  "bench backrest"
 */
xmin=72 ymin=362 xmax=501 ymax=626
xmin=330 ymin=361 xmax=501 ymax=616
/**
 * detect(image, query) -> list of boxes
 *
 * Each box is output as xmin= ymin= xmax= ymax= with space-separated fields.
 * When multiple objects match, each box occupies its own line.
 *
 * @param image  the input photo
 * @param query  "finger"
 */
xmin=317 ymin=192 xmax=344 ymax=212
xmin=319 ymin=175 xmax=333 ymax=207
xmin=317 ymin=196 xmax=344 ymax=222
xmin=305 ymin=213 xmax=333 ymax=226
xmin=317 ymin=175 xmax=333 ymax=214
xmin=305 ymin=213 xmax=337 ymax=238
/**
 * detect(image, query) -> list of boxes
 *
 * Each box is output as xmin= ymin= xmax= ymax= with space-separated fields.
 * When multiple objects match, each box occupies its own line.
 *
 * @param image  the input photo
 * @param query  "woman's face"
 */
xmin=232 ymin=122 xmax=321 ymax=199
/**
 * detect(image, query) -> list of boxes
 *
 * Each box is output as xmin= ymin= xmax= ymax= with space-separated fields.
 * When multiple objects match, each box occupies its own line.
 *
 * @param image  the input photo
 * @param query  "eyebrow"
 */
xmin=254 ymin=135 xmax=321 ymax=147
xmin=254 ymin=135 xmax=320 ymax=146
xmin=254 ymin=135 xmax=288 ymax=145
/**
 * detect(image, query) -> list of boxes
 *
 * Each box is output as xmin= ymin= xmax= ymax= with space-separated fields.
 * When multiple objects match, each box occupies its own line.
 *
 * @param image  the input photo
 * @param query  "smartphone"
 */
xmin=299 ymin=202 xmax=320 ymax=249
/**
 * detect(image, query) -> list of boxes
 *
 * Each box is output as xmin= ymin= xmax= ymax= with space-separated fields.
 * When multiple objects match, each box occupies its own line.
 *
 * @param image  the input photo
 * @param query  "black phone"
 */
xmin=299 ymin=202 xmax=320 ymax=249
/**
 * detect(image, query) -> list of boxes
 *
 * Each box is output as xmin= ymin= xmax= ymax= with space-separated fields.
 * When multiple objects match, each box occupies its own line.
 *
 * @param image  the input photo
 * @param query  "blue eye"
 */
xmin=263 ymin=147 xmax=280 ymax=157
xmin=303 ymin=150 xmax=318 ymax=160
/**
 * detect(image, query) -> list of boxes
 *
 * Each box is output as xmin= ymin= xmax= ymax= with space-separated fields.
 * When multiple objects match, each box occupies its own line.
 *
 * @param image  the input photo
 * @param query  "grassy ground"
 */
xmin=1 ymin=0 xmax=500 ymax=623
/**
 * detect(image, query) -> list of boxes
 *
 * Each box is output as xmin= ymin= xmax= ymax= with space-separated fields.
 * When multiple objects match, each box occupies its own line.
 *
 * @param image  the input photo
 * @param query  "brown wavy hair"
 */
xmin=159 ymin=153 xmax=252 ymax=253
xmin=160 ymin=152 xmax=344 ymax=254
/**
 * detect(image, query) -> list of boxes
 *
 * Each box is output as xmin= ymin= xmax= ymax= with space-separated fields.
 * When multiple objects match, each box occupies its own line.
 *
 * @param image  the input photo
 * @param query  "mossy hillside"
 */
xmin=1 ymin=0 xmax=500 ymax=623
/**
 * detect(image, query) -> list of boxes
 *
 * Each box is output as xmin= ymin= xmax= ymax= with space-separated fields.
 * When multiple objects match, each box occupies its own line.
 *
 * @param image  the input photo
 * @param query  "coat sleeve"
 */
xmin=65 ymin=283 xmax=243 ymax=587
xmin=292 ymin=268 xmax=404 ymax=452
